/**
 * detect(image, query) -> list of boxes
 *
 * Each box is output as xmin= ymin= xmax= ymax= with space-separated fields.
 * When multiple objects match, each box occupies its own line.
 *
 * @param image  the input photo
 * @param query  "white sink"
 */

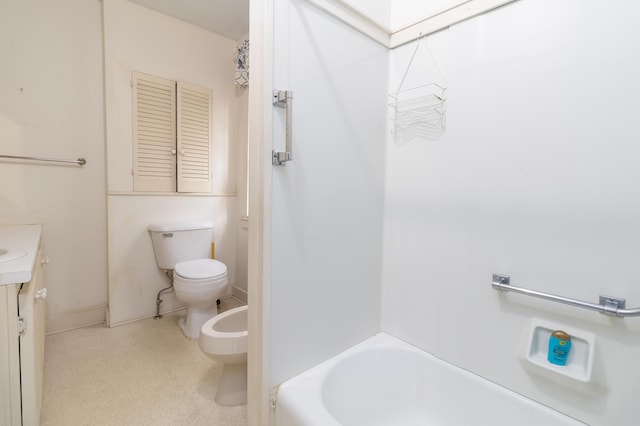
xmin=0 ymin=225 xmax=42 ymax=285
xmin=0 ymin=249 xmax=27 ymax=263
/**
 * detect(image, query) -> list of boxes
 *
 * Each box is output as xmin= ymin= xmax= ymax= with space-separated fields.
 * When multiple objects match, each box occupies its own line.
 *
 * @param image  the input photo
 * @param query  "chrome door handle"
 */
xmin=273 ymin=90 xmax=293 ymax=165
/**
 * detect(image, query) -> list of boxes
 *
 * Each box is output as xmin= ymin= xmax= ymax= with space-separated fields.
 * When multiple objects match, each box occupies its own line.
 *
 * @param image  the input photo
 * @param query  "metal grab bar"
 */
xmin=272 ymin=89 xmax=293 ymax=166
xmin=492 ymin=273 xmax=640 ymax=317
xmin=0 ymin=154 xmax=86 ymax=166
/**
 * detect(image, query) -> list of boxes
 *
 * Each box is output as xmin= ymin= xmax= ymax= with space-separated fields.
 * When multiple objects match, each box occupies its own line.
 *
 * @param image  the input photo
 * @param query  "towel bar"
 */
xmin=0 ymin=154 xmax=86 ymax=166
xmin=492 ymin=273 xmax=640 ymax=317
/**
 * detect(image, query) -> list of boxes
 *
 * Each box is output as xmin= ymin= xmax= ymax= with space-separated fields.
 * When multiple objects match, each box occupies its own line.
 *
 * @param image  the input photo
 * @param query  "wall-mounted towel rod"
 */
xmin=0 ymin=154 xmax=86 ymax=166
xmin=492 ymin=273 xmax=640 ymax=317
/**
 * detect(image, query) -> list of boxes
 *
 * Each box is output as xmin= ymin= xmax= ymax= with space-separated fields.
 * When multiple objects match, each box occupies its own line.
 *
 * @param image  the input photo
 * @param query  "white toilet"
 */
xmin=198 ymin=305 xmax=248 ymax=406
xmin=148 ymin=220 xmax=228 ymax=340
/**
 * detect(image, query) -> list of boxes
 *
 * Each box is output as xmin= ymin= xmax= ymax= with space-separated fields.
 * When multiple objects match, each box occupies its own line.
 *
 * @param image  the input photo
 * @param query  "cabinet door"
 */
xmin=0 ymin=284 xmax=21 ymax=426
xmin=18 ymin=250 xmax=46 ymax=426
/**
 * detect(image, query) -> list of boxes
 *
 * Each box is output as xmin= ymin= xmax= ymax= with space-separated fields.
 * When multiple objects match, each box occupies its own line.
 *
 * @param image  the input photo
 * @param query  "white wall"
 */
xmin=0 ymin=0 xmax=107 ymax=333
xmin=234 ymin=34 xmax=250 ymax=302
xmin=382 ymin=1 xmax=640 ymax=424
xmin=235 ymin=79 xmax=250 ymax=302
xmin=342 ymin=0 xmax=390 ymax=28
xmin=390 ymin=0 xmax=466 ymax=30
xmin=103 ymin=0 xmax=245 ymax=325
xmin=268 ymin=0 xmax=389 ymax=386
xmin=103 ymin=0 xmax=238 ymax=194
xmin=107 ymin=195 xmax=237 ymax=324
xmin=337 ymin=0 xmax=471 ymax=31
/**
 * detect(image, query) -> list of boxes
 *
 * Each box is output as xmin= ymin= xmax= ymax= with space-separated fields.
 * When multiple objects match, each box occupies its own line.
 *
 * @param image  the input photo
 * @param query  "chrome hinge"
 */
xmin=269 ymin=386 xmax=279 ymax=409
xmin=17 ymin=317 xmax=27 ymax=336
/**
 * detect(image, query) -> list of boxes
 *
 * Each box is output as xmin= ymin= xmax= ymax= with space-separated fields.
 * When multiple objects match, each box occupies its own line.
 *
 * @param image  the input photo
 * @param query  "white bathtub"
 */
xmin=276 ymin=333 xmax=585 ymax=426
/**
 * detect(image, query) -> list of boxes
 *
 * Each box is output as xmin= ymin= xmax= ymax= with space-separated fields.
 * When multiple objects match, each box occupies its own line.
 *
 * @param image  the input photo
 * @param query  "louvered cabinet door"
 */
xmin=132 ymin=73 xmax=177 ymax=192
xmin=177 ymin=82 xmax=213 ymax=193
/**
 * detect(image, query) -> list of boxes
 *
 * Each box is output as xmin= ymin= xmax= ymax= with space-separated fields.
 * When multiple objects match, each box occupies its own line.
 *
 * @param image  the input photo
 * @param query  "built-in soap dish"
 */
xmin=523 ymin=319 xmax=595 ymax=387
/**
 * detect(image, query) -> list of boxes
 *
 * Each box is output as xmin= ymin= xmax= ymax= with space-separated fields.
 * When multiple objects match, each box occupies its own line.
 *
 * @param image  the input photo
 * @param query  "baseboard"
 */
xmin=232 ymin=285 xmax=248 ymax=304
xmin=107 ymin=306 xmax=186 ymax=328
xmin=46 ymin=305 xmax=107 ymax=335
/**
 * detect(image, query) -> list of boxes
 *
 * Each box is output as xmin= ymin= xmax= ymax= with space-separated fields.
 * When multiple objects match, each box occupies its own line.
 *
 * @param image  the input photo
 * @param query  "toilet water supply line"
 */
xmin=154 ymin=270 xmax=174 ymax=320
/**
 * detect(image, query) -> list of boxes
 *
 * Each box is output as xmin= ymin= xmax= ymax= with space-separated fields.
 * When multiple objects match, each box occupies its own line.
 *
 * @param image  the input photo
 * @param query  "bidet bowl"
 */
xmin=198 ymin=305 xmax=248 ymax=406
xmin=198 ymin=305 xmax=248 ymax=361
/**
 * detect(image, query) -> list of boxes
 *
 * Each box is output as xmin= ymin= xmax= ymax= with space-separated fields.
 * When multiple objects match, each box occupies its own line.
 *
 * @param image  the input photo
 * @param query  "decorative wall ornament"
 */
xmin=235 ymin=39 xmax=249 ymax=87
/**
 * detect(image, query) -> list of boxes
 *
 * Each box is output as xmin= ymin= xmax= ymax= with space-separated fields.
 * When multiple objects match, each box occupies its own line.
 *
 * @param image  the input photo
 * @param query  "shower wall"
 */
xmin=265 ymin=1 xmax=640 ymax=422
xmin=381 ymin=0 xmax=640 ymax=424
xmin=268 ymin=0 xmax=389 ymax=386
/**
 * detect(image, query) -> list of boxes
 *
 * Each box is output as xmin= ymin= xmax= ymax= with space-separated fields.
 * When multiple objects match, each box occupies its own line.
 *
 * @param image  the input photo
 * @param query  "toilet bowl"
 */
xmin=148 ymin=220 xmax=229 ymax=340
xmin=198 ymin=305 xmax=248 ymax=406
xmin=173 ymin=259 xmax=228 ymax=340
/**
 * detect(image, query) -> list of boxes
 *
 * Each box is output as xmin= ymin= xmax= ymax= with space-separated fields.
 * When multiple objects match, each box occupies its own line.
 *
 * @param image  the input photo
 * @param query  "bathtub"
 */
xmin=276 ymin=333 xmax=585 ymax=426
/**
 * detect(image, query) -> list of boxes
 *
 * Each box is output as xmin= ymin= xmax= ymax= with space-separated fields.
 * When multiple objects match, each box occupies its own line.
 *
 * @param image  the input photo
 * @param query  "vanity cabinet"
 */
xmin=0 ymin=225 xmax=46 ymax=426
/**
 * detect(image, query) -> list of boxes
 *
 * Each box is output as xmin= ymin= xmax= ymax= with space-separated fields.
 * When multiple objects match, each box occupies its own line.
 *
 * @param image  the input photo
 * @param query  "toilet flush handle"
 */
xmin=36 ymin=288 xmax=48 ymax=300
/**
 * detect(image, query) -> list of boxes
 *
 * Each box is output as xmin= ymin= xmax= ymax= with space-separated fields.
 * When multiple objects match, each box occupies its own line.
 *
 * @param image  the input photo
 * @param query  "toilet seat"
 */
xmin=172 ymin=259 xmax=229 ymax=340
xmin=174 ymin=259 xmax=227 ymax=280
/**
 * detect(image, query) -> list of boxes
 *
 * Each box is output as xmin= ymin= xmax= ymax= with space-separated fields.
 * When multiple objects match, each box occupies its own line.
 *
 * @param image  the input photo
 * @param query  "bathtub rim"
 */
xmin=274 ymin=332 xmax=587 ymax=426
xmin=276 ymin=333 xmax=404 ymax=426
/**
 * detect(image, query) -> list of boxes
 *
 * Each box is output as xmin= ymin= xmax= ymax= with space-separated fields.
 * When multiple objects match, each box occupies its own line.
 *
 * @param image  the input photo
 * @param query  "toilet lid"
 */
xmin=174 ymin=259 xmax=227 ymax=279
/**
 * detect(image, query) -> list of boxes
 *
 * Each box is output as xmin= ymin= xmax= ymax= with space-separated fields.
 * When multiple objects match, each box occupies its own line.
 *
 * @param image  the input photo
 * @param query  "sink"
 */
xmin=0 ymin=249 xmax=27 ymax=263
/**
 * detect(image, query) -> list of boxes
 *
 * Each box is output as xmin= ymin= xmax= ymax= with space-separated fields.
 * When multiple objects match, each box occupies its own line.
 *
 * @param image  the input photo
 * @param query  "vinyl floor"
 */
xmin=40 ymin=299 xmax=247 ymax=426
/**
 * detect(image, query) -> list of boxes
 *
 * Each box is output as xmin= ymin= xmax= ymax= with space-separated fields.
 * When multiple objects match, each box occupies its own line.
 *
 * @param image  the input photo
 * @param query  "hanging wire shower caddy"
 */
xmin=388 ymin=36 xmax=447 ymax=144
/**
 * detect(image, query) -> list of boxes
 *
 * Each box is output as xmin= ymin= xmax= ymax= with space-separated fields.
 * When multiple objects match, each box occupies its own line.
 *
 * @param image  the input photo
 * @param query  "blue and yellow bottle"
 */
xmin=548 ymin=330 xmax=571 ymax=366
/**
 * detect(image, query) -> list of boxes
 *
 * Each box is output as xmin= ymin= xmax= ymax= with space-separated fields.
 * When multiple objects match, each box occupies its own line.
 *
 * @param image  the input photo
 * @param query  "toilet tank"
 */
xmin=148 ymin=220 xmax=214 ymax=270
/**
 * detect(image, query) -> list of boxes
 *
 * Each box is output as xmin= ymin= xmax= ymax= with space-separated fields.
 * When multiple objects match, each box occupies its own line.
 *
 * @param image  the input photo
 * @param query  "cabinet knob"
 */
xmin=40 ymin=256 xmax=49 ymax=265
xmin=36 ymin=288 xmax=47 ymax=300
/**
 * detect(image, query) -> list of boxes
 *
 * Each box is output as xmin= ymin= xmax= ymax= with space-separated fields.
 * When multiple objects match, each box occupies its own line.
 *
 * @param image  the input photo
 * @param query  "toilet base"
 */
xmin=179 ymin=305 xmax=219 ymax=340
xmin=215 ymin=362 xmax=247 ymax=406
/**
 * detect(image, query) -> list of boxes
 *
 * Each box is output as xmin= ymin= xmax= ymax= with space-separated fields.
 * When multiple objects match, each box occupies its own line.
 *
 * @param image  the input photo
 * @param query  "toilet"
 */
xmin=198 ymin=305 xmax=248 ymax=406
xmin=148 ymin=220 xmax=228 ymax=340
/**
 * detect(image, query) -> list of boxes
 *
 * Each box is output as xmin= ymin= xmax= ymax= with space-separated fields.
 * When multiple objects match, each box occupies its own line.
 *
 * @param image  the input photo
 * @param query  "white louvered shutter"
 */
xmin=177 ymin=82 xmax=212 ymax=193
xmin=133 ymin=72 xmax=177 ymax=192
